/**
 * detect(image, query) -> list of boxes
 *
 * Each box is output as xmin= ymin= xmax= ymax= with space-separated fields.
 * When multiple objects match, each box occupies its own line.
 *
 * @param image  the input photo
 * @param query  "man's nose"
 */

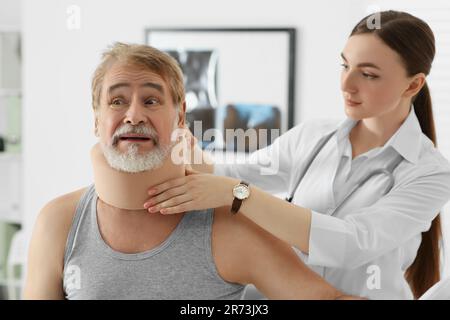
xmin=341 ymin=71 xmax=358 ymax=94
xmin=124 ymin=100 xmax=147 ymax=125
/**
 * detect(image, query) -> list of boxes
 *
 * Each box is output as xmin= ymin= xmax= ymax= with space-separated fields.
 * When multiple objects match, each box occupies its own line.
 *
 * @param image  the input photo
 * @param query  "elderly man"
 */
xmin=23 ymin=43 xmax=353 ymax=300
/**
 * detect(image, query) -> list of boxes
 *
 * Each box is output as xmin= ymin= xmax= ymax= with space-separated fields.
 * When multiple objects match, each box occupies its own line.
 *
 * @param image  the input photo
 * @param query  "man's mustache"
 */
xmin=111 ymin=124 xmax=159 ymax=146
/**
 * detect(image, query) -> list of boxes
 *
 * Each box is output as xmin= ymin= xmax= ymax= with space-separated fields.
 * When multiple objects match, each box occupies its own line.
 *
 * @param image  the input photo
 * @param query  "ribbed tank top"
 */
xmin=63 ymin=185 xmax=245 ymax=300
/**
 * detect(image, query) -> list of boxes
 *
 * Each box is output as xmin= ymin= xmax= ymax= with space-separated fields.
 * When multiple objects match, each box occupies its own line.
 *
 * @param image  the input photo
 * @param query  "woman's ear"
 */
xmin=403 ymin=73 xmax=426 ymax=98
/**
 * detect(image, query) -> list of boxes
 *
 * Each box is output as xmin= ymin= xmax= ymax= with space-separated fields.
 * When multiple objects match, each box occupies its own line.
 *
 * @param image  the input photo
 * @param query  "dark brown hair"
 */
xmin=351 ymin=10 xmax=440 ymax=299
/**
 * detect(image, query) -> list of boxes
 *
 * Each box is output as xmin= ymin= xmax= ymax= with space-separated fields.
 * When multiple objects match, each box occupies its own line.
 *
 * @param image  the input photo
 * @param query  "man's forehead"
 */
xmin=104 ymin=63 xmax=168 ymax=90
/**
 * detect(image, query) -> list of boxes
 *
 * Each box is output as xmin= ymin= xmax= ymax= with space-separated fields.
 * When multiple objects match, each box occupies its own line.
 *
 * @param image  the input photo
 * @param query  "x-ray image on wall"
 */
xmin=147 ymin=28 xmax=295 ymax=151
xmin=164 ymin=50 xmax=219 ymax=111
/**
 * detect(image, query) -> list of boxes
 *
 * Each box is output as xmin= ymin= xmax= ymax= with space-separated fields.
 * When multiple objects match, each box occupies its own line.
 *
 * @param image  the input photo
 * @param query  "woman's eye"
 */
xmin=362 ymin=73 xmax=378 ymax=79
xmin=340 ymin=63 xmax=378 ymax=79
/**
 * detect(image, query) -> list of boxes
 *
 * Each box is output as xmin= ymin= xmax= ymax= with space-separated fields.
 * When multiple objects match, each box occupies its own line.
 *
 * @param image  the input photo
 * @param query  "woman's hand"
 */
xmin=144 ymin=169 xmax=239 ymax=214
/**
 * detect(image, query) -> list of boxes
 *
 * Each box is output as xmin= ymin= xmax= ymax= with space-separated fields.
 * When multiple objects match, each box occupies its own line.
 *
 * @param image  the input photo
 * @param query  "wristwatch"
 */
xmin=231 ymin=181 xmax=250 ymax=214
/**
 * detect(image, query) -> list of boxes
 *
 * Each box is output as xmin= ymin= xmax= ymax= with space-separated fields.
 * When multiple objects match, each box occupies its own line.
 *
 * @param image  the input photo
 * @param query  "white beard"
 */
xmin=100 ymin=122 xmax=176 ymax=173
xmin=100 ymin=141 xmax=172 ymax=173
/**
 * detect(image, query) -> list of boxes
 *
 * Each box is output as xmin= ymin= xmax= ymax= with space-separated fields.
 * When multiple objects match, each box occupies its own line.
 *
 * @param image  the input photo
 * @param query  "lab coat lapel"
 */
xmin=292 ymin=132 xmax=341 ymax=215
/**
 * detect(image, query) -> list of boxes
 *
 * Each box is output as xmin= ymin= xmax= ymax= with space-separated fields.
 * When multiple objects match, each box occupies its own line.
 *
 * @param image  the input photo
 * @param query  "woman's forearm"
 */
xmin=148 ymin=151 xmax=312 ymax=252
xmin=236 ymin=182 xmax=312 ymax=254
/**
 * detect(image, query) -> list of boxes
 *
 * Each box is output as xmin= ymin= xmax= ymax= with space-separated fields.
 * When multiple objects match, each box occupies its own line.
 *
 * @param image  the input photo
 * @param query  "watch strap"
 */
xmin=231 ymin=181 xmax=249 ymax=214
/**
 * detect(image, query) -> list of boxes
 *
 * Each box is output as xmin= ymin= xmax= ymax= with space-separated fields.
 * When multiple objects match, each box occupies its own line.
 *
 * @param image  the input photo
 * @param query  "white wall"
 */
xmin=0 ymin=0 xmax=21 ymax=137
xmin=0 ymin=0 xmax=20 ymax=30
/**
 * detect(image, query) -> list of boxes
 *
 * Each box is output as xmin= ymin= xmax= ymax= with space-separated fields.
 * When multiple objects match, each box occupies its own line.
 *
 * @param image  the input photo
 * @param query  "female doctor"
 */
xmin=143 ymin=11 xmax=450 ymax=299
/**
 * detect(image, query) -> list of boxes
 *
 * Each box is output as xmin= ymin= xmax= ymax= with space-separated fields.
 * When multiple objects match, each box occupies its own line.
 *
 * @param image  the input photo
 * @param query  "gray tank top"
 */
xmin=63 ymin=184 xmax=245 ymax=300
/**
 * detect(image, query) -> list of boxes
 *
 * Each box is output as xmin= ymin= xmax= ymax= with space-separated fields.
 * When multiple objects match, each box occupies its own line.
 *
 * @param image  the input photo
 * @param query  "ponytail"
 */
xmin=405 ymin=82 xmax=442 ymax=299
xmin=413 ymin=83 xmax=436 ymax=144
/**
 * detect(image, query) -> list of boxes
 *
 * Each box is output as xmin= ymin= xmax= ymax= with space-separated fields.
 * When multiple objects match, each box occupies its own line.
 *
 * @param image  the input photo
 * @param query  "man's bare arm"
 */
xmin=23 ymin=188 xmax=86 ymax=299
xmin=213 ymin=208 xmax=352 ymax=299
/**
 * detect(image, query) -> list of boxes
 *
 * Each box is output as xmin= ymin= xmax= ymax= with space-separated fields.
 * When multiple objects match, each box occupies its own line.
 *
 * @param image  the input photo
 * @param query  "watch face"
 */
xmin=233 ymin=184 xmax=250 ymax=200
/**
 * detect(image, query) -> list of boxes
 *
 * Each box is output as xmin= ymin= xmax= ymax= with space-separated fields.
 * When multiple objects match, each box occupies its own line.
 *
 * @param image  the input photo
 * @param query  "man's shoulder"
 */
xmin=211 ymin=206 xmax=298 ymax=286
xmin=212 ymin=206 xmax=278 ymax=257
xmin=212 ymin=206 xmax=248 ymax=232
xmin=28 ymin=186 xmax=90 ymax=281
xmin=210 ymin=207 xmax=254 ymax=284
xmin=42 ymin=187 xmax=88 ymax=212
xmin=212 ymin=207 xmax=279 ymax=244
xmin=36 ymin=187 xmax=89 ymax=238
xmin=25 ymin=187 xmax=90 ymax=299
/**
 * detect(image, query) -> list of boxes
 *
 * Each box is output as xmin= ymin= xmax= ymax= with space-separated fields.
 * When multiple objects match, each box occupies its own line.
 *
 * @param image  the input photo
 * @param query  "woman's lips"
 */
xmin=345 ymin=99 xmax=362 ymax=107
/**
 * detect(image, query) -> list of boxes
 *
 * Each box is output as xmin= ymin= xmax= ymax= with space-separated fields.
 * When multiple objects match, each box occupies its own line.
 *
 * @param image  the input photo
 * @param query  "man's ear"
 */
xmin=403 ymin=73 xmax=426 ymax=99
xmin=177 ymin=101 xmax=187 ymax=127
xmin=94 ymin=117 xmax=99 ymax=137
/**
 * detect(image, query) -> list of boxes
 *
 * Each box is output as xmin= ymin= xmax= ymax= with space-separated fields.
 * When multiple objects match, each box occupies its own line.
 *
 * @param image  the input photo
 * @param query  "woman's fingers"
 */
xmin=148 ymin=176 xmax=188 ymax=195
xmin=147 ymin=194 xmax=193 ymax=214
xmin=160 ymin=201 xmax=195 ymax=215
xmin=144 ymin=173 xmax=234 ymax=215
xmin=144 ymin=184 xmax=188 ymax=208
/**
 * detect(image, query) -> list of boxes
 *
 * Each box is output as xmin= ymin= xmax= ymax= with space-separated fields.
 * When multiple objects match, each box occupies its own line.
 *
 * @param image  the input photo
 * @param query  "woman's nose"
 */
xmin=341 ymin=71 xmax=358 ymax=94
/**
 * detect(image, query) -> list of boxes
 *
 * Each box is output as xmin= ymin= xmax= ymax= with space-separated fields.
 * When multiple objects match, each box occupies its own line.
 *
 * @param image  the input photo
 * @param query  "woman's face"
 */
xmin=340 ymin=33 xmax=416 ymax=120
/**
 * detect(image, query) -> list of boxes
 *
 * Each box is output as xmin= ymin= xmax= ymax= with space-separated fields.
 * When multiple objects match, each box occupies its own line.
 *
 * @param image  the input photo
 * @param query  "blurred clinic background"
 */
xmin=0 ymin=0 xmax=450 ymax=299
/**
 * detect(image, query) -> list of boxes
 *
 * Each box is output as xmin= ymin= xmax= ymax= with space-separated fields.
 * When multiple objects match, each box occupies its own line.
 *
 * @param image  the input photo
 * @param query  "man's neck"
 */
xmin=91 ymin=143 xmax=185 ymax=211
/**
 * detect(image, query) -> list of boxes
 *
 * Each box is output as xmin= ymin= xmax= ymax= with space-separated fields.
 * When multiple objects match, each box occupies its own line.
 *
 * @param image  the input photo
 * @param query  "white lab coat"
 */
xmin=215 ymin=107 xmax=450 ymax=299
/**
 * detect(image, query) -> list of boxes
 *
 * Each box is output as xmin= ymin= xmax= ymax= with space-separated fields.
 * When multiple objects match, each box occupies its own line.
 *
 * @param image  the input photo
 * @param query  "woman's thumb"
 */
xmin=185 ymin=167 xmax=198 ymax=176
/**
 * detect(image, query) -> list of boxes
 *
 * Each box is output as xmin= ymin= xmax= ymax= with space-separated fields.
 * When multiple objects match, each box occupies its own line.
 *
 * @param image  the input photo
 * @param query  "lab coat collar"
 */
xmin=334 ymin=106 xmax=422 ymax=164
xmin=336 ymin=118 xmax=357 ymax=142
xmin=386 ymin=105 xmax=422 ymax=164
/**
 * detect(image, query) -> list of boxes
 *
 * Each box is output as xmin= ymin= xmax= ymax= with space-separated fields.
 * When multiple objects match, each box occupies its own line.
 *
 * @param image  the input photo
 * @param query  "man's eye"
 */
xmin=145 ymin=98 xmax=159 ymax=105
xmin=340 ymin=63 xmax=349 ymax=70
xmin=111 ymin=99 xmax=125 ymax=106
